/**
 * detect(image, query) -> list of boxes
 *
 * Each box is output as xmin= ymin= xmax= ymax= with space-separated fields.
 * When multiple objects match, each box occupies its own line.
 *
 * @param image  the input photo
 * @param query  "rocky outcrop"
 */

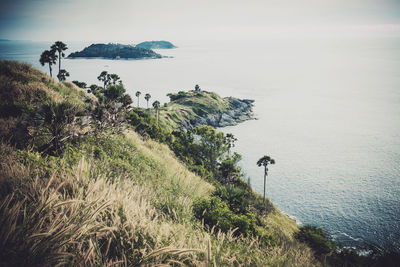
xmin=179 ymin=98 xmax=255 ymax=130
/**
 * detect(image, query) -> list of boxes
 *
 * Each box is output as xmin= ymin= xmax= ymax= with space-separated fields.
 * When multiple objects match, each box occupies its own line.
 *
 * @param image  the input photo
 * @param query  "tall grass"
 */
xmin=0 ymin=59 xmax=322 ymax=265
xmin=0 ymin=144 xmax=212 ymax=266
xmin=1 ymin=129 xmax=321 ymax=266
xmin=0 ymin=124 xmax=322 ymax=266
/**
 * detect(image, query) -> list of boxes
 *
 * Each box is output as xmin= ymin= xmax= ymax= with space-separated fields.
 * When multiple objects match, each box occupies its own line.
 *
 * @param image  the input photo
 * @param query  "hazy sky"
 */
xmin=1 ymin=0 xmax=400 ymax=42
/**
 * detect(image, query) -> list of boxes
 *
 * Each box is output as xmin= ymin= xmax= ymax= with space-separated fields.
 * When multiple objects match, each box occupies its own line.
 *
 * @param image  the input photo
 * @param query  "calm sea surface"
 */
xmin=1 ymin=37 xmax=399 ymax=251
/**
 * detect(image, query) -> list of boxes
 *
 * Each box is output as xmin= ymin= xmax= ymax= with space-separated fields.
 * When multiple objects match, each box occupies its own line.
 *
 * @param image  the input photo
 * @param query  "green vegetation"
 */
xmin=1 ymin=60 xmax=399 ymax=266
xmin=68 ymin=43 xmax=162 ymax=59
xmin=0 ymin=60 xmax=321 ymax=266
xmin=136 ymin=40 xmax=176 ymax=49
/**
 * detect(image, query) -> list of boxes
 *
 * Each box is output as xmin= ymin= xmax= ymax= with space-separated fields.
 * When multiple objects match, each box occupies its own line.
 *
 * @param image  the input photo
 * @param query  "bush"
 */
xmin=127 ymin=108 xmax=172 ymax=143
xmin=102 ymin=84 xmax=125 ymax=101
xmin=295 ymin=225 xmax=334 ymax=257
xmin=167 ymin=91 xmax=190 ymax=101
xmin=193 ymin=196 xmax=258 ymax=237
xmin=213 ymin=185 xmax=251 ymax=214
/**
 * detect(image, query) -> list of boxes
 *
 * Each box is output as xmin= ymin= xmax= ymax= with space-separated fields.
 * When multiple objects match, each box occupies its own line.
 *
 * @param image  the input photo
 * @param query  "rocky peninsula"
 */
xmin=159 ymin=90 xmax=255 ymax=131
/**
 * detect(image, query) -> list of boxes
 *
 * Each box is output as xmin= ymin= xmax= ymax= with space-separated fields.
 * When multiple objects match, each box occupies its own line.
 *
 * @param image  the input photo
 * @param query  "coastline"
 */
xmin=179 ymin=97 xmax=255 ymax=130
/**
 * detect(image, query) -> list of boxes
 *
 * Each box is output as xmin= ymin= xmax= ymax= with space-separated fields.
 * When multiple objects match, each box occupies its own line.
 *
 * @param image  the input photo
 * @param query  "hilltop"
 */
xmin=136 ymin=40 xmax=177 ymax=49
xmin=68 ymin=43 xmax=162 ymax=59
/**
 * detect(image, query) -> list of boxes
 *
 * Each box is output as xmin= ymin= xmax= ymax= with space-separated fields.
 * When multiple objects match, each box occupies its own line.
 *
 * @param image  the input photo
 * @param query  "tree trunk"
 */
xmin=58 ymin=51 xmax=61 ymax=74
xmin=263 ymin=166 xmax=267 ymax=204
xmin=137 ymin=98 xmax=139 ymax=108
xmin=49 ymin=64 xmax=52 ymax=77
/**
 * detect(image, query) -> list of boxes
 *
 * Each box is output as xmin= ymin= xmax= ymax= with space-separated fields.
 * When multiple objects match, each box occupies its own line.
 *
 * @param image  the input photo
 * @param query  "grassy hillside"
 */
xmin=0 ymin=60 xmax=323 ymax=266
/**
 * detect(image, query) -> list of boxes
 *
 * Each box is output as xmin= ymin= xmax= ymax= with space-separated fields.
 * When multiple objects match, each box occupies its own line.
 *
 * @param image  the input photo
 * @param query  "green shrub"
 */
xmin=213 ymin=185 xmax=251 ymax=214
xmin=295 ymin=225 xmax=334 ymax=256
xmin=102 ymin=84 xmax=125 ymax=101
xmin=193 ymin=196 xmax=258 ymax=237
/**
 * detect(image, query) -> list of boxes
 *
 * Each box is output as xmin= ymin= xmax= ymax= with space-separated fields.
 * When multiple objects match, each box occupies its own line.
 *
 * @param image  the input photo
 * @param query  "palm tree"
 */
xmin=224 ymin=133 xmax=237 ymax=155
xmin=39 ymin=50 xmax=57 ymax=77
xmin=36 ymin=101 xmax=76 ymax=155
xmin=152 ymin=100 xmax=160 ymax=126
xmin=135 ymin=91 xmax=141 ymax=107
xmin=51 ymin=41 xmax=68 ymax=78
xmin=145 ymin=93 xmax=151 ymax=109
xmin=109 ymin=74 xmax=120 ymax=84
xmin=257 ymin=155 xmax=275 ymax=204
xmin=97 ymin=71 xmax=110 ymax=89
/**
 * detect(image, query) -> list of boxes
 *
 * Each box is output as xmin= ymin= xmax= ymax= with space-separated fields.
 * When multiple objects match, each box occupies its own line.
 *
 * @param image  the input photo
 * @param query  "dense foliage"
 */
xmin=68 ymin=43 xmax=162 ymax=59
xmin=136 ymin=40 xmax=176 ymax=49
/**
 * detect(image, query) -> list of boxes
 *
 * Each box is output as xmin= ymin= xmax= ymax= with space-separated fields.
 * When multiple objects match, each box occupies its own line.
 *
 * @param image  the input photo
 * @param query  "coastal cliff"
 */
xmin=159 ymin=90 xmax=255 ymax=131
xmin=189 ymin=97 xmax=254 ymax=129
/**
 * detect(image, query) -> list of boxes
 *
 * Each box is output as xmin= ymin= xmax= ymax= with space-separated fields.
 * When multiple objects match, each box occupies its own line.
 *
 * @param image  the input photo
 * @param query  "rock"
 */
xmin=177 ymin=96 xmax=255 ymax=130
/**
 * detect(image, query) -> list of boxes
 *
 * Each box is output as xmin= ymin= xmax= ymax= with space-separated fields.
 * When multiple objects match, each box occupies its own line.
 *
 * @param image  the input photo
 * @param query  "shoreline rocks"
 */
xmin=179 ymin=98 xmax=255 ymax=130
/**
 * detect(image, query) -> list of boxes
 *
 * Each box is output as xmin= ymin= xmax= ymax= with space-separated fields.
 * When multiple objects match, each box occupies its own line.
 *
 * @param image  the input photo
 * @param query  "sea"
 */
xmin=1 ymin=36 xmax=399 ymax=252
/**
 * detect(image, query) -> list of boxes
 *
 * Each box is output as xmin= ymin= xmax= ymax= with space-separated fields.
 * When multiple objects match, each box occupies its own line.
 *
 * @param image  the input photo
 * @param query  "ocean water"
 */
xmin=1 ymin=37 xmax=399 ymax=251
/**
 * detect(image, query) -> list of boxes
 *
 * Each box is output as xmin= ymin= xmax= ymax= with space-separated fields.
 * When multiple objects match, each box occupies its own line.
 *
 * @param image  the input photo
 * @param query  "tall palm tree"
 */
xmin=152 ymin=100 xmax=160 ymax=126
xmin=145 ymin=93 xmax=151 ymax=109
xmin=135 ymin=91 xmax=141 ymax=107
xmin=257 ymin=155 xmax=275 ymax=204
xmin=39 ymin=50 xmax=58 ymax=78
xmin=51 ymin=41 xmax=68 ymax=77
xmin=97 ymin=71 xmax=110 ymax=89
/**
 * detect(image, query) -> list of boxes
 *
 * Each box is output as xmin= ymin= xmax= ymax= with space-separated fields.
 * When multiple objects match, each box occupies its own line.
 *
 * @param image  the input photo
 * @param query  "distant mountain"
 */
xmin=68 ymin=43 xmax=162 ymax=59
xmin=136 ymin=41 xmax=176 ymax=49
xmin=0 ymin=39 xmax=11 ymax=42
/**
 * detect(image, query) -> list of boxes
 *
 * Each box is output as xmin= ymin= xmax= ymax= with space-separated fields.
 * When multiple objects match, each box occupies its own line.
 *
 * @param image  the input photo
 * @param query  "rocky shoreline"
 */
xmin=179 ymin=97 xmax=255 ymax=130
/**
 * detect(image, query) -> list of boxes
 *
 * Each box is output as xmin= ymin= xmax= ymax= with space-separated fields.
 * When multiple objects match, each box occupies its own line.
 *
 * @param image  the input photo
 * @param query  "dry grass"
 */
xmin=0 ymin=126 xmax=322 ymax=266
xmin=0 ymin=141 xmax=212 ymax=266
xmin=0 ymin=60 xmax=87 ymax=108
xmin=0 ymin=60 xmax=322 ymax=266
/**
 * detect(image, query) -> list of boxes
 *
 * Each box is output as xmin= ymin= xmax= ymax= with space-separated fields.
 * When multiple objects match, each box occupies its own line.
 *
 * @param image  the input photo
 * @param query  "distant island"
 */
xmin=68 ymin=43 xmax=162 ymax=59
xmin=136 ymin=40 xmax=176 ymax=49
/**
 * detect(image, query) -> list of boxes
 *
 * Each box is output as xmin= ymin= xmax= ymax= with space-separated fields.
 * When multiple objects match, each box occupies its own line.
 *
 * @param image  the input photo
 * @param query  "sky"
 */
xmin=0 ymin=0 xmax=400 ymax=42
